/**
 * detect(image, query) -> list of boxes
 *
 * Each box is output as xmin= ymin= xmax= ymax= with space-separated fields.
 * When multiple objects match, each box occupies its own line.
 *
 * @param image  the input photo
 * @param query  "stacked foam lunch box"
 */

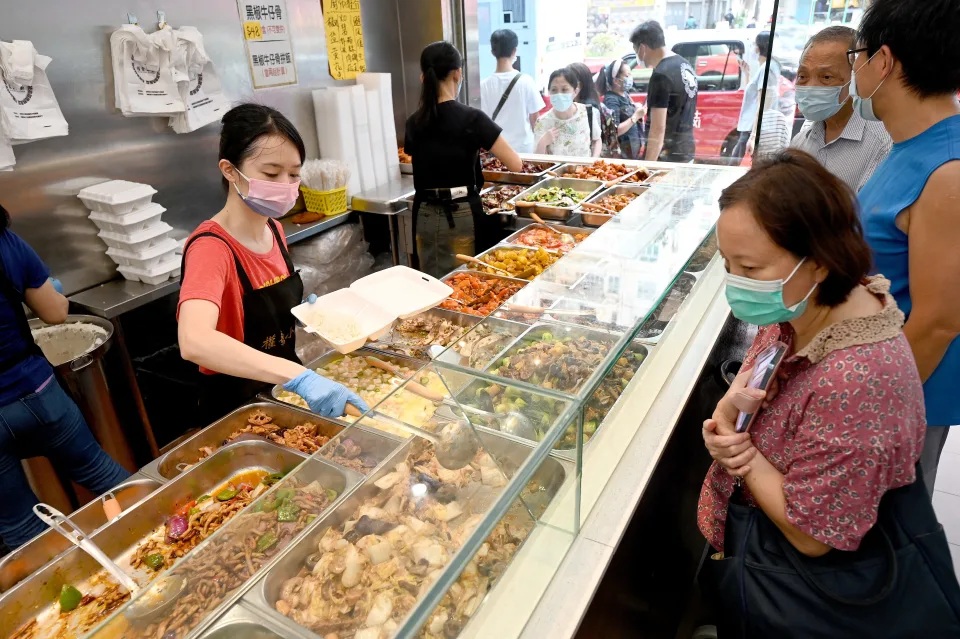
xmin=79 ymin=180 xmax=180 ymax=285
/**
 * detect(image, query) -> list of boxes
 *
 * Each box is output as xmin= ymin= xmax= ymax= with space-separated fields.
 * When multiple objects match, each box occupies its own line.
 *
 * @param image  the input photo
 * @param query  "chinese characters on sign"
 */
xmin=322 ymin=0 xmax=367 ymax=80
xmin=237 ymin=1 xmax=298 ymax=89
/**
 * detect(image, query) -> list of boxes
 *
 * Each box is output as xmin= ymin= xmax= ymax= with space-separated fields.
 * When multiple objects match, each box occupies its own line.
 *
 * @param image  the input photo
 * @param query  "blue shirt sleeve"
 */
xmin=1 ymin=230 xmax=50 ymax=294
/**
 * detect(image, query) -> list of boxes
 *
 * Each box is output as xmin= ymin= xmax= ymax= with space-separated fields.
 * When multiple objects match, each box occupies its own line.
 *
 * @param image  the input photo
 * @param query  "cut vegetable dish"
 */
xmin=191 ymin=410 xmax=334 ymax=462
xmin=274 ymin=439 xmax=545 ymax=639
xmin=584 ymin=346 xmax=647 ymax=438
xmin=517 ymin=186 xmax=588 ymax=208
xmin=469 ymin=247 xmax=559 ymax=281
xmin=368 ymin=315 xmax=471 ymax=360
xmin=491 ymin=332 xmax=612 ymax=393
xmin=440 ymin=273 xmax=525 ymax=317
xmin=481 ymin=185 xmax=524 ymax=213
xmin=276 ymin=355 xmax=419 ymax=412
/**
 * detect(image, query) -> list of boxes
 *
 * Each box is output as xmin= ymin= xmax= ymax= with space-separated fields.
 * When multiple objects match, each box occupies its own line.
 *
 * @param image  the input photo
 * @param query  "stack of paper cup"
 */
xmin=78 ymin=180 xmax=180 ymax=285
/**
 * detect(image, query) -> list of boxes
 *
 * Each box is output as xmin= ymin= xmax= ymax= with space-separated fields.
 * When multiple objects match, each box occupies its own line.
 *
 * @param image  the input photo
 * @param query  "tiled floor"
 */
xmin=933 ymin=431 xmax=960 ymax=578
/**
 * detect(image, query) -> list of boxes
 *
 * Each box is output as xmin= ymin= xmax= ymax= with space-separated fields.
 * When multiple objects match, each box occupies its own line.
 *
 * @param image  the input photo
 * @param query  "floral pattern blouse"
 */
xmin=534 ymin=103 xmax=600 ymax=157
xmin=697 ymin=277 xmax=926 ymax=552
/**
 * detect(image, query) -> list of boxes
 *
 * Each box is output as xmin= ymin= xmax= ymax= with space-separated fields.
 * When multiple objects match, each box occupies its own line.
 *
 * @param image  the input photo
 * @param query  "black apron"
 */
xmin=180 ymin=220 xmax=303 ymax=422
xmin=0 ymin=240 xmax=44 ymax=379
xmin=410 ymin=189 xmax=503 ymax=272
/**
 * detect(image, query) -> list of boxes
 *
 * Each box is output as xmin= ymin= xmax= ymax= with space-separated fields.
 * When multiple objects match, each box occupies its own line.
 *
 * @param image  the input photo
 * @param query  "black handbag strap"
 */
xmin=491 ymin=73 xmax=522 ymax=121
xmin=777 ymin=515 xmax=899 ymax=607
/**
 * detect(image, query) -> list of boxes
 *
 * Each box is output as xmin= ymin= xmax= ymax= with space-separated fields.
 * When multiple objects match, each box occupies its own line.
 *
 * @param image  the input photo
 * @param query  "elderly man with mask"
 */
xmin=790 ymin=26 xmax=891 ymax=191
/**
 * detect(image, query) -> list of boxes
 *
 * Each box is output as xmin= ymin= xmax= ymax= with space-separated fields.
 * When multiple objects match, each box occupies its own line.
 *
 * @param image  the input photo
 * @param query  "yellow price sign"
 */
xmin=243 ymin=21 xmax=263 ymax=40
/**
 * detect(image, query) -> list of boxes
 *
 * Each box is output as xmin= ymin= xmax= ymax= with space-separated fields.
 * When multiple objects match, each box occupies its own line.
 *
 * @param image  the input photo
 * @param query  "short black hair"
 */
xmin=548 ymin=67 xmax=580 ymax=92
xmin=858 ymin=0 xmax=960 ymax=97
xmin=719 ymin=149 xmax=871 ymax=308
xmin=756 ymin=31 xmax=772 ymax=57
xmin=630 ymin=21 xmax=665 ymax=50
xmin=490 ymin=29 xmax=518 ymax=59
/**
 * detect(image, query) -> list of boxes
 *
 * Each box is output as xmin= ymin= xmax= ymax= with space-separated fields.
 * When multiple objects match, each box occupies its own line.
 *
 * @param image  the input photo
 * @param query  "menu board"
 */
xmin=237 ymin=0 xmax=298 ymax=89
xmin=322 ymin=0 xmax=367 ymax=80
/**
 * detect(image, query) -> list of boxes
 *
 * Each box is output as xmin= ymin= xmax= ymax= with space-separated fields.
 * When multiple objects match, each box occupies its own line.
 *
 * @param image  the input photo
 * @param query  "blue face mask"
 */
xmin=850 ymin=50 xmax=887 ymax=122
xmin=724 ymin=258 xmax=818 ymax=326
xmin=795 ymin=84 xmax=848 ymax=122
xmin=551 ymin=92 xmax=575 ymax=112
xmin=621 ymin=75 xmax=634 ymax=91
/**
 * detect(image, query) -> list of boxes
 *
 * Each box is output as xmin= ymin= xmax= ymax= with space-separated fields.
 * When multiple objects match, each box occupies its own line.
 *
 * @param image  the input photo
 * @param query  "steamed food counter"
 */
xmin=1 ymin=160 xmax=745 ymax=639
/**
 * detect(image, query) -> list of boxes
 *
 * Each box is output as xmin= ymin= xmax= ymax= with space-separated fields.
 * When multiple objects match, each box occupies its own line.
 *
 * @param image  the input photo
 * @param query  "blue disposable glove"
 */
xmin=282 ymin=370 xmax=370 ymax=418
xmin=50 ymin=278 xmax=64 ymax=294
xmin=304 ymin=294 xmax=318 ymax=304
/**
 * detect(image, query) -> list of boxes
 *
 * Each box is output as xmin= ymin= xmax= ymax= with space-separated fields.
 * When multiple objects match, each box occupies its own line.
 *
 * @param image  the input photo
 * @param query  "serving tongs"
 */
xmin=456 ymin=254 xmax=513 ymax=277
xmin=499 ymin=304 xmax=595 ymax=318
xmin=580 ymin=201 xmax=620 ymax=215
xmin=529 ymin=213 xmax=576 ymax=246
xmin=34 ymin=503 xmax=141 ymax=593
xmin=34 ymin=503 xmax=188 ymax=621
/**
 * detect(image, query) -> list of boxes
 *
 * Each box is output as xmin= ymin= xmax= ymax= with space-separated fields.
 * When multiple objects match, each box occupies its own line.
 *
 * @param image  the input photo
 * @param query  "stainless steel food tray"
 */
xmin=508 ymin=177 xmax=605 ymax=221
xmin=577 ymin=184 xmax=649 ymax=226
xmin=433 ymin=315 xmax=532 ymax=371
xmin=142 ymin=402 xmax=345 ymax=481
xmin=454 ymin=244 xmax=563 ymax=281
xmin=201 ymin=601 xmax=308 ymax=639
xmin=438 ymin=270 xmax=530 ymax=320
xmin=399 ymin=162 xmax=413 ymax=175
xmin=241 ymin=430 xmax=570 ymax=638
xmin=482 ymin=159 xmax=561 ymax=184
xmin=481 ymin=182 xmax=527 ymax=216
xmin=317 ymin=424 xmax=406 ymax=476
xmin=364 ymin=306 xmax=483 ymax=360
xmin=0 ymin=441 xmax=315 ymax=639
xmin=634 ymin=273 xmax=698 ymax=345
xmin=0 ymin=475 xmax=163 ymax=593
xmin=551 ymin=161 xmax=644 ymax=187
xmin=501 ymin=222 xmax=594 ymax=250
xmin=269 ymin=348 xmax=428 ymax=422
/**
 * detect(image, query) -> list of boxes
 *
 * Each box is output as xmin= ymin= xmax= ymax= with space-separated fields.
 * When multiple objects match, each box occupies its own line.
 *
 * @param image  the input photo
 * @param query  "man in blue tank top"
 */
xmin=855 ymin=0 xmax=960 ymax=494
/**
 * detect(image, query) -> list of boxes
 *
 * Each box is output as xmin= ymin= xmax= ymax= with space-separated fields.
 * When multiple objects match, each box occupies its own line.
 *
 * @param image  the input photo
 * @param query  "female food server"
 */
xmin=0 ymin=202 xmax=129 ymax=549
xmin=404 ymin=41 xmax=523 ymax=278
xmin=178 ymin=104 xmax=368 ymax=421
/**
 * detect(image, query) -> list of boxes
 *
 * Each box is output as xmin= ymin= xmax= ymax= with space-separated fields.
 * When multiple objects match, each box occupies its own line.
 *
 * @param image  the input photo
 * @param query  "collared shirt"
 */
xmin=791 ymin=110 xmax=892 ymax=192
xmin=697 ymin=277 xmax=925 ymax=552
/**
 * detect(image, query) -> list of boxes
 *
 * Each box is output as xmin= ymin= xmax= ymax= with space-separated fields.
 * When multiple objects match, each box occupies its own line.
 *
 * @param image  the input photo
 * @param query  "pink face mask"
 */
xmin=234 ymin=168 xmax=301 ymax=218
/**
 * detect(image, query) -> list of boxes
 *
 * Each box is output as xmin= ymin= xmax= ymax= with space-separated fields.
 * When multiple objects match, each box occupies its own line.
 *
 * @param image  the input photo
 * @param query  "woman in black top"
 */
xmin=597 ymin=59 xmax=645 ymax=159
xmin=404 ymin=41 xmax=522 ymax=278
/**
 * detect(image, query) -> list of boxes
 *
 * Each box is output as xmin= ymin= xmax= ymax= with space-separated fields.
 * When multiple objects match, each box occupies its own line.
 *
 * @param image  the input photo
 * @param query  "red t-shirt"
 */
xmin=178 ymin=220 xmax=291 ymax=374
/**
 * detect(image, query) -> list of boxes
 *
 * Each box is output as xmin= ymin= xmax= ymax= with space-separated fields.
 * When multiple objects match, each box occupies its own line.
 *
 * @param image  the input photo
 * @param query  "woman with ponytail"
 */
xmin=404 ymin=41 xmax=522 ymax=277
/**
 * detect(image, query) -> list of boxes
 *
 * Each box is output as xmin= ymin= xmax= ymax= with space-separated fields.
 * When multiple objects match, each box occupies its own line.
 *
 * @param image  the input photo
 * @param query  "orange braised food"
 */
xmin=565 ymin=160 xmax=634 ymax=181
xmin=440 ymin=272 xmax=526 ymax=316
xmin=514 ymin=227 xmax=589 ymax=252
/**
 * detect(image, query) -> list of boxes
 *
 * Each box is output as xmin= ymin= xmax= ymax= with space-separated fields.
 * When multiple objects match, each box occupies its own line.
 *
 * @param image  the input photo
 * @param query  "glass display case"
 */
xmin=67 ymin=160 xmax=742 ymax=639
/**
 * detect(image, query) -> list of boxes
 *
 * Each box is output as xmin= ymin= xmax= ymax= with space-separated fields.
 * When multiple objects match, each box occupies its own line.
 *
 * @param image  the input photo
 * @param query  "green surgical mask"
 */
xmin=724 ymin=258 xmax=817 ymax=326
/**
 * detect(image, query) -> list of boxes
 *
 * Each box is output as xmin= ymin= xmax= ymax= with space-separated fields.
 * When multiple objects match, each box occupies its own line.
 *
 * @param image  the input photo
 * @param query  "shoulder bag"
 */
xmin=491 ymin=73 xmax=522 ymax=121
xmin=702 ymin=467 xmax=960 ymax=638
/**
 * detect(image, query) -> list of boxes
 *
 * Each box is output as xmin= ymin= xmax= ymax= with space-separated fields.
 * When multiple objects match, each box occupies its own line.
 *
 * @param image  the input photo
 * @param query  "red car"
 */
xmin=581 ymin=30 xmax=800 ymax=163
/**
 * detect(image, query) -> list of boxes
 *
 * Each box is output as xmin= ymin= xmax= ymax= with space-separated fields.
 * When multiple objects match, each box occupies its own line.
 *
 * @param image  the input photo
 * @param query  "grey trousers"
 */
xmin=921 ymin=425 xmax=951 ymax=496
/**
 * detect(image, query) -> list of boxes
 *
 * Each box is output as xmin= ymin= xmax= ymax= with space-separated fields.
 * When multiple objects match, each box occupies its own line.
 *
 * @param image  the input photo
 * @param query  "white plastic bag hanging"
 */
xmin=110 ymin=25 xmax=185 ymax=116
xmin=169 ymin=27 xmax=229 ymax=133
xmin=0 ymin=40 xmax=69 ymax=142
xmin=0 ymin=130 xmax=14 ymax=171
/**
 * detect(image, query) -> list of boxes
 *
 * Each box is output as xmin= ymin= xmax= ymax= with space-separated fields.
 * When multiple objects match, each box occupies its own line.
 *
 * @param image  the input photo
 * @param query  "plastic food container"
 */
xmin=116 ymin=254 xmax=181 ymax=285
xmin=291 ymin=289 xmax=396 ymax=355
xmin=106 ymin=237 xmax=179 ymax=270
xmin=88 ymin=203 xmax=165 ymax=234
xmin=98 ymin=222 xmax=173 ymax=252
xmin=349 ymin=266 xmax=453 ymax=319
xmin=78 ymin=180 xmax=157 ymax=215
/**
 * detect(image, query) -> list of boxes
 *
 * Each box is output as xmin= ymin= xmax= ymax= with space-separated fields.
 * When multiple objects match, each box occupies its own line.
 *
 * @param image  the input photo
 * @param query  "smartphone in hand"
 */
xmin=735 ymin=342 xmax=787 ymax=433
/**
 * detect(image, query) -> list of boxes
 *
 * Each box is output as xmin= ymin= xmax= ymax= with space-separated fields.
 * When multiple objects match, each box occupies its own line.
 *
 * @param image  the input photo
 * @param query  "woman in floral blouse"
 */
xmin=699 ymin=149 xmax=926 ymax=558
xmin=534 ymin=67 xmax=602 ymax=158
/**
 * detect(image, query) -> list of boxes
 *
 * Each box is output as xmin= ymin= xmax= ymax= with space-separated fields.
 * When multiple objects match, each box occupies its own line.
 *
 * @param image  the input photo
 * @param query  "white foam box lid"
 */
xmin=78 ymin=180 xmax=157 ymax=215
xmin=348 ymin=266 xmax=453 ymax=319
xmin=106 ymin=237 xmax=179 ymax=269
xmin=98 ymin=222 xmax=172 ymax=251
xmin=89 ymin=203 xmax=165 ymax=234
xmin=116 ymin=255 xmax=181 ymax=285
xmin=291 ymin=289 xmax=395 ymax=355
